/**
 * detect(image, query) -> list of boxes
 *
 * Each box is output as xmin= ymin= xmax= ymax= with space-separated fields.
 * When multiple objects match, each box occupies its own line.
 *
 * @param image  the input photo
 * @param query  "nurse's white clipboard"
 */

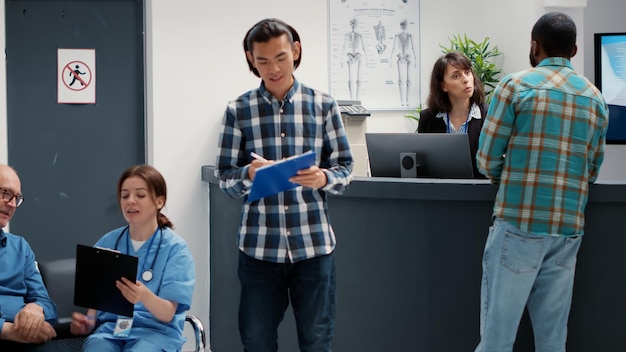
xmin=74 ymin=244 xmax=138 ymax=317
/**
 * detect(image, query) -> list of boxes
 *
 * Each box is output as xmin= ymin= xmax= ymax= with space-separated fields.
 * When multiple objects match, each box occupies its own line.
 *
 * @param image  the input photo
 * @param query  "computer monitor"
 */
xmin=365 ymin=133 xmax=474 ymax=179
xmin=594 ymin=32 xmax=626 ymax=144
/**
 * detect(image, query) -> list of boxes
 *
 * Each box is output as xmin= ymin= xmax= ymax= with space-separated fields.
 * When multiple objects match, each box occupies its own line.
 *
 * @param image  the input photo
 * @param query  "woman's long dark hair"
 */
xmin=426 ymin=51 xmax=485 ymax=113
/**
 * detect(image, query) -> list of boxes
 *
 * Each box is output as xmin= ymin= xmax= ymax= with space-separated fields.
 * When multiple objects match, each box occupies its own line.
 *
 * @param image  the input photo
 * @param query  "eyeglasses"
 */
xmin=1 ymin=187 xmax=24 ymax=207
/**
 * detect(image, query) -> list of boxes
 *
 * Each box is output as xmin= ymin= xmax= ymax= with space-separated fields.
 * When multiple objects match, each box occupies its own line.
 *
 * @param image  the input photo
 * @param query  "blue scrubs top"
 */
xmin=0 ymin=230 xmax=57 ymax=332
xmin=89 ymin=226 xmax=195 ymax=350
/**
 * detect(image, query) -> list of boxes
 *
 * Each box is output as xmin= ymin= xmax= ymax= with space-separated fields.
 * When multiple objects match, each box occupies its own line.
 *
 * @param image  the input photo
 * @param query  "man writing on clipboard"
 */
xmin=215 ymin=18 xmax=353 ymax=351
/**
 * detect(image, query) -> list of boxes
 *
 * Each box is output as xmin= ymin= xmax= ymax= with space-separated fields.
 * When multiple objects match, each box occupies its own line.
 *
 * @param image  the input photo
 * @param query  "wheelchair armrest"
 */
xmin=185 ymin=314 xmax=206 ymax=352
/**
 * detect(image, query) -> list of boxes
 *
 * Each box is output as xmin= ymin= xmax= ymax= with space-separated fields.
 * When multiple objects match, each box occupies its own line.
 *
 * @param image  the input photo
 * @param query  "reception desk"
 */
xmin=202 ymin=166 xmax=626 ymax=351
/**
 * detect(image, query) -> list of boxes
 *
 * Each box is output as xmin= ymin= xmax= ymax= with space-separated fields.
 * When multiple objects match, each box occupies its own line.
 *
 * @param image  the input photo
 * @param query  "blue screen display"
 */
xmin=606 ymin=105 xmax=626 ymax=143
xmin=595 ymin=33 xmax=626 ymax=143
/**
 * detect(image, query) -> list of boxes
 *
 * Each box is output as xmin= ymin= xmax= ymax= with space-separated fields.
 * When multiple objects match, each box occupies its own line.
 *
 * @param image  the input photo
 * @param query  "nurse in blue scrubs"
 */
xmin=70 ymin=165 xmax=195 ymax=352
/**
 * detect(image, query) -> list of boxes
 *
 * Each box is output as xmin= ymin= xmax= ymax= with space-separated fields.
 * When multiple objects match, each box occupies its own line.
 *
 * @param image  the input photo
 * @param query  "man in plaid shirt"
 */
xmin=215 ymin=18 xmax=353 ymax=352
xmin=475 ymin=12 xmax=608 ymax=352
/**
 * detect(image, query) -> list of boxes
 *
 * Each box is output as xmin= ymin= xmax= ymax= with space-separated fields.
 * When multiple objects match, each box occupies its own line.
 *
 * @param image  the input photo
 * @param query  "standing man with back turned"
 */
xmin=475 ymin=12 xmax=608 ymax=352
xmin=0 ymin=164 xmax=70 ymax=352
xmin=215 ymin=18 xmax=353 ymax=352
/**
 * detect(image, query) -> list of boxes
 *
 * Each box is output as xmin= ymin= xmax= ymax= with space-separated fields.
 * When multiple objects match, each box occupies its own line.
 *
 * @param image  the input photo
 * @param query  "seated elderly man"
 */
xmin=0 ymin=164 xmax=70 ymax=352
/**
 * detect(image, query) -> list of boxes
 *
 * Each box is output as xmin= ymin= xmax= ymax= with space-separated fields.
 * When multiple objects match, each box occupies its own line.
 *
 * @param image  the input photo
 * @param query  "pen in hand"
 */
xmin=249 ymin=152 xmax=269 ymax=181
xmin=250 ymin=152 xmax=268 ymax=162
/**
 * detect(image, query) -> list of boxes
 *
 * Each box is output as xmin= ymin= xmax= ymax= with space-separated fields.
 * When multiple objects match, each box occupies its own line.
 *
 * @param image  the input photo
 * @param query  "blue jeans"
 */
xmin=475 ymin=219 xmax=582 ymax=352
xmin=238 ymin=251 xmax=336 ymax=352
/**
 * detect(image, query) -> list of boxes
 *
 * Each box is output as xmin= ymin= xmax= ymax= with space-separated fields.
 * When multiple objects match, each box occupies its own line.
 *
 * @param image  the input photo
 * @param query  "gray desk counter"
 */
xmin=203 ymin=165 xmax=626 ymax=351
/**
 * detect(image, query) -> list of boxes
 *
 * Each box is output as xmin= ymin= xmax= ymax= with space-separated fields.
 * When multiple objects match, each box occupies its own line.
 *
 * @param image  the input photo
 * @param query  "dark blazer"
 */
xmin=417 ymin=104 xmax=487 ymax=179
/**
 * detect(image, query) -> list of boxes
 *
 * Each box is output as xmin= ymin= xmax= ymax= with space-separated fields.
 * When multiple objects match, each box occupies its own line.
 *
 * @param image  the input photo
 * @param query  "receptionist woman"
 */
xmin=418 ymin=51 xmax=487 ymax=178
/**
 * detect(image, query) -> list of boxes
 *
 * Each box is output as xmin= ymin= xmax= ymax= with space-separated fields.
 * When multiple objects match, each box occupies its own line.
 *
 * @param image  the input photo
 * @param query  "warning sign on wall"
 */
xmin=58 ymin=48 xmax=96 ymax=104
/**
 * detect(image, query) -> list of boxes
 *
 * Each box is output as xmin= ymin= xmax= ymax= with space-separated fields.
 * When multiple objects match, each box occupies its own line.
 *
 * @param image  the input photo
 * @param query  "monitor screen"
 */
xmin=365 ymin=133 xmax=474 ymax=179
xmin=594 ymin=32 xmax=626 ymax=144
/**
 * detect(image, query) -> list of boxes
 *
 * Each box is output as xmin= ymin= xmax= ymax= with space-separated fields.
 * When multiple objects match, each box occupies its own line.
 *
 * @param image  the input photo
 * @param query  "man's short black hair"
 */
xmin=532 ymin=12 xmax=576 ymax=58
xmin=243 ymin=18 xmax=302 ymax=78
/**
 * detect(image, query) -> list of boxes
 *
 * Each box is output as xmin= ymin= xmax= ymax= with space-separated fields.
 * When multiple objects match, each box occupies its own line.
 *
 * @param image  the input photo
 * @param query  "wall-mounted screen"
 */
xmin=594 ymin=32 xmax=626 ymax=144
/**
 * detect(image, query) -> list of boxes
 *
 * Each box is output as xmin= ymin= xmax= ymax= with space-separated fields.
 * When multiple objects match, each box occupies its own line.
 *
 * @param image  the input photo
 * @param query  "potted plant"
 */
xmin=403 ymin=104 xmax=422 ymax=132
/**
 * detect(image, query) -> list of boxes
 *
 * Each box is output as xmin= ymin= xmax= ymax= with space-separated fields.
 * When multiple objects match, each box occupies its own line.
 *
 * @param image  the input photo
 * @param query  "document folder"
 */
xmin=247 ymin=150 xmax=317 ymax=203
xmin=74 ymin=244 xmax=138 ymax=317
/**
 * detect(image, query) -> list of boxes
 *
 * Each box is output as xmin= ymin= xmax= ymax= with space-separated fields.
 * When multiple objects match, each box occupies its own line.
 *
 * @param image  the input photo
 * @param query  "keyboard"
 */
xmin=339 ymin=105 xmax=371 ymax=117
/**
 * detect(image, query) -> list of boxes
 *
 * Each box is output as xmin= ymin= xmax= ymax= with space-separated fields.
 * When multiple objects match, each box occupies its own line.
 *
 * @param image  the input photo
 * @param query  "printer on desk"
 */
xmin=337 ymin=100 xmax=371 ymax=118
xmin=336 ymin=100 xmax=369 ymax=177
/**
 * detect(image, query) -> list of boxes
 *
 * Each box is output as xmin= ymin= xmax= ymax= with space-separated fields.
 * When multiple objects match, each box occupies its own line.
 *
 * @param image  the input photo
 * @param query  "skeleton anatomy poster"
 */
xmin=329 ymin=0 xmax=420 ymax=110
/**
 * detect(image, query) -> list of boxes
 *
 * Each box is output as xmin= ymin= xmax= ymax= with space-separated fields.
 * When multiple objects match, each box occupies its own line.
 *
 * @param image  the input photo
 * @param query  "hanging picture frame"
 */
xmin=328 ymin=0 xmax=421 ymax=110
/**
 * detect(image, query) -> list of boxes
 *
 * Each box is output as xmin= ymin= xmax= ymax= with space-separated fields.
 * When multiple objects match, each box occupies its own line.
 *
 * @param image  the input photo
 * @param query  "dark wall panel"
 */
xmin=5 ymin=0 xmax=145 ymax=260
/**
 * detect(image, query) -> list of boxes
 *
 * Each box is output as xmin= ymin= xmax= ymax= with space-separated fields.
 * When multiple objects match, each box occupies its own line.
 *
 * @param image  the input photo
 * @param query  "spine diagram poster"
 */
xmin=329 ymin=0 xmax=420 ymax=110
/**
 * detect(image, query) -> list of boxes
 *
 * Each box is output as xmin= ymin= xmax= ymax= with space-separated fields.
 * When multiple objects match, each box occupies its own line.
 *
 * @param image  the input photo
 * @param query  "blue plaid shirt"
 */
xmin=215 ymin=79 xmax=353 ymax=263
xmin=477 ymin=57 xmax=608 ymax=236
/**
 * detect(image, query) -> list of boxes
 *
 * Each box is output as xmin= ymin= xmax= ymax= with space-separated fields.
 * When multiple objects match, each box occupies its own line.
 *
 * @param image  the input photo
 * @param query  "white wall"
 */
xmin=370 ymin=3 xmax=584 ymax=133
xmin=583 ymin=0 xmax=626 ymax=181
xmin=1 ymin=0 xmax=624 ymax=348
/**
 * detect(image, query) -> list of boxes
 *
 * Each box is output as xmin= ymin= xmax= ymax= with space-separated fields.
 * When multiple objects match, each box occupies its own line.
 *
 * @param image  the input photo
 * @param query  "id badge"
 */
xmin=113 ymin=316 xmax=133 ymax=338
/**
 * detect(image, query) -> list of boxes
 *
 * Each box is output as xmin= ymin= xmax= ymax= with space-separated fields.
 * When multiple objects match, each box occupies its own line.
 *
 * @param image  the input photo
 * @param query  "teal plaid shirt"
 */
xmin=478 ymin=57 xmax=608 ymax=236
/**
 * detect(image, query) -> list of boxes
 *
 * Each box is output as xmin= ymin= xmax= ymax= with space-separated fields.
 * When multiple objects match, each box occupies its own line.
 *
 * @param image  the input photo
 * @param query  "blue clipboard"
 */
xmin=247 ymin=150 xmax=316 ymax=203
